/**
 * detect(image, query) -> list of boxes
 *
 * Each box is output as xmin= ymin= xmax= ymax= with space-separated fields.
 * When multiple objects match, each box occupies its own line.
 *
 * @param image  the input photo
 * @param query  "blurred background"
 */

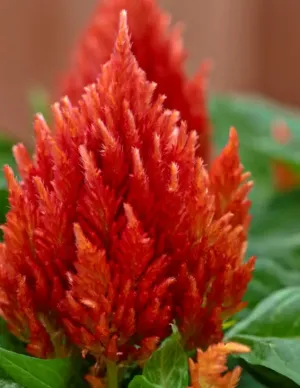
xmin=0 ymin=0 xmax=299 ymax=144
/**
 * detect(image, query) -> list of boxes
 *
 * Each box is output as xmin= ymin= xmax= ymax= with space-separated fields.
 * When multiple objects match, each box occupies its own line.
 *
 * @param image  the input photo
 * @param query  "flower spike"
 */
xmin=60 ymin=0 xmax=211 ymax=163
xmin=0 ymin=12 xmax=254 ymax=366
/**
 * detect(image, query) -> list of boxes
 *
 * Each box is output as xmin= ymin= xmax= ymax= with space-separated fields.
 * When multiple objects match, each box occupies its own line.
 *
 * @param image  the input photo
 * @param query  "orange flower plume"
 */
xmin=60 ymin=0 xmax=211 ymax=164
xmin=0 ymin=11 xmax=254 ymax=366
xmin=188 ymin=342 xmax=251 ymax=388
xmin=271 ymin=121 xmax=300 ymax=191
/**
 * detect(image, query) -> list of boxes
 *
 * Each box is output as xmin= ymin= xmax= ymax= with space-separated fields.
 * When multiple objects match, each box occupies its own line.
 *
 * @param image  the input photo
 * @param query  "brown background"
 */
xmin=0 ymin=0 xmax=299 ymax=144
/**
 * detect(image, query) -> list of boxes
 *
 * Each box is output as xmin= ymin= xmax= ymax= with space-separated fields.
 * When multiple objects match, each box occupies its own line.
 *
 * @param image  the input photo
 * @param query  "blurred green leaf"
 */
xmin=249 ymin=190 xmax=300 ymax=264
xmin=226 ymin=287 xmax=300 ymax=339
xmin=0 ymin=190 xmax=9 ymax=237
xmin=227 ymin=287 xmax=300 ymax=387
xmin=0 ymin=319 xmax=25 ymax=355
xmin=210 ymin=94 xmax=300 ymax=209
xmin=236 ymin=369 xmax=268 ymax=388
xmin=0 ymin=133 xmax=16 ymax=240
xmin=244 ymin=259 xmax=299 ymax=309
xmin=230 ymin=335 xmax=300 ymax=386
xmin=243 ymin=364 xmax=299 ymax=388
xmin=0 ymin=135 xmax=15 ymax=188
xmin=28 ymin=88 xmax=51 ymax=124
xmin=227 ymin=356 xmax=268 ymax=387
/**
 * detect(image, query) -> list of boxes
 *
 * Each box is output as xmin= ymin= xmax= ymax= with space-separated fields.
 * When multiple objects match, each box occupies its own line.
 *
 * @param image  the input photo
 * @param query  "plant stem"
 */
xmin=107 ymin=359 xmax=118 ymax=388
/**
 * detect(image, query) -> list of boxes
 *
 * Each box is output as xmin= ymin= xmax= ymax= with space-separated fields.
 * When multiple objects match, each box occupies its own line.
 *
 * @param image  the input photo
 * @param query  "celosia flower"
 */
xmin=0 ymin=11 xmax=254 ymax=368
xmin=271 ymin=121 xmax=300 ymax=191
xmin=176 ymin=128 xmax=255 ymax=349
xmin=60 ymin=0 xmax=211 ymax=163
xmin=188 ymin=342 xmax=250 ymax=388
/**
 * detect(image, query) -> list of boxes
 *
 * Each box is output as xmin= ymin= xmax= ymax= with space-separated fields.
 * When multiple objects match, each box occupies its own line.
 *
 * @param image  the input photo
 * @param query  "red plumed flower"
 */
xmin=0 ymin=12 xmax=254 ymax=366
xmin=60 ymin=0 xmax=211 ymax=163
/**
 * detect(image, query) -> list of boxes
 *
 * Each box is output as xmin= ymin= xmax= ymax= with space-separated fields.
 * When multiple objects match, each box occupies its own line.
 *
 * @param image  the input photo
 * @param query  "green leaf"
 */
xmin=28 ymin=88 xmax=51 ymax=124
xmin=0 ymin=189 xmax=9 ymax=240
xmin=0 ymin=366 xmax=23 ymax=387
xmin=238 ymin=369 xmax=268 ymax=388
xmin=250 ymin=190 xmax=300 ymax=238
xmin=249 ymin=191 xmax=300 ymax=267
xmin=129 ymin=332 xmax=188 ymax=388
xmin=227 ymin=356 xmax=268 ymax=387
xmin=244 ymin=194 xmax=300 ymax=312
xmin=230 ymin=335 xmax=300 ymax=386
xmin=128 ymin=376 xmax=157 ymax=388
xmin=0 ymin=367 xmax=10 ymax=380
xmin=210 ymin=94 xmax=300 ymax=160
xmin=226 ymin=287 xmax=300 ymax=339
xmin=0 ymin=134 xmax=15 ymax=188
xmin=210 ymin=94 xmax=300 ymax=211
xmin=242 ymin=365 xmax=299 ymax=388
xmin=0 ymin=319 xmax=25 ymax=354
xmin=0 ymin=348 xmax=73 ymax=388
xmin=0 ymin=133 xmax=15 ymax=239
xmin=243 ymin=259 xmax=299 ymax=310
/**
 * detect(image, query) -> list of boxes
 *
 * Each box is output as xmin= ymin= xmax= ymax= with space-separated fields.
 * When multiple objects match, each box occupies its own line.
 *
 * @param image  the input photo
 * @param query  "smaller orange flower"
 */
xmin=271 ymin=121 xmax=300 ymax=191
xmin=188 ymin=342 xmax=250 ymax=388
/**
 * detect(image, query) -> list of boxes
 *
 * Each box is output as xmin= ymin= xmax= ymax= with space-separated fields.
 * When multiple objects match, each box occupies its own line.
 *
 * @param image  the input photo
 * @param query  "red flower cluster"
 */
xmin=60 ymin=0 xmax=211 ymax=164
xmin=0 ymin=11 xmax=254 ymax=364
